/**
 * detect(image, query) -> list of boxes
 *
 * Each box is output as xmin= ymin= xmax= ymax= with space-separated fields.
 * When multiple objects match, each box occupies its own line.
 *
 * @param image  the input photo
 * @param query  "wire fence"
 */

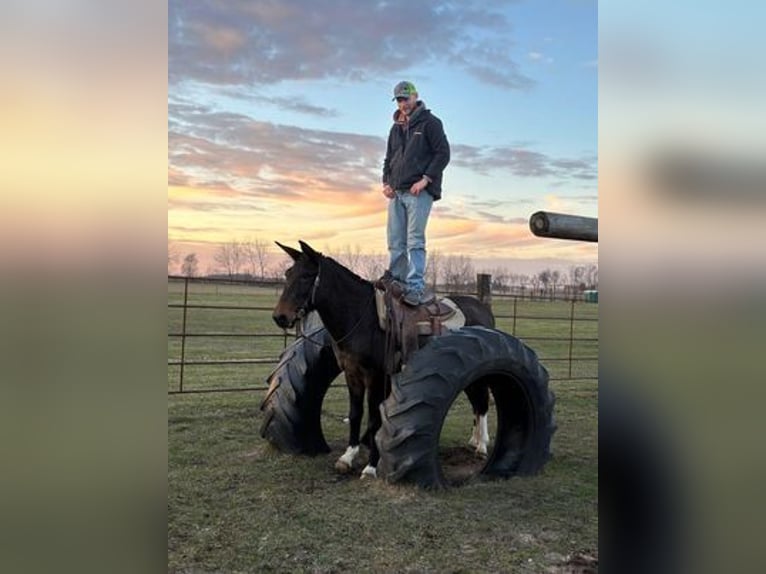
xmin=167 ymin=275 xmax=598 ymax=395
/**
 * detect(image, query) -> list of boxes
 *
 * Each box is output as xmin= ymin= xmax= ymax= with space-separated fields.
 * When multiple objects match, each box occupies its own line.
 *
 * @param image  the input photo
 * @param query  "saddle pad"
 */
xmin=375 ymin=290 xmax=466 ymax=331
xmin=439 ymin=297 xmax=466 ymax=331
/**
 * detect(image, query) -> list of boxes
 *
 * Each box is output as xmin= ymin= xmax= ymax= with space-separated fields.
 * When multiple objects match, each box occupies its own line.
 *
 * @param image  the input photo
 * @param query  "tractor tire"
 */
xmin=259 ymin=316 xmax=341 ymax=455
xmin=376 ymin=326 xmax=555 ymax=489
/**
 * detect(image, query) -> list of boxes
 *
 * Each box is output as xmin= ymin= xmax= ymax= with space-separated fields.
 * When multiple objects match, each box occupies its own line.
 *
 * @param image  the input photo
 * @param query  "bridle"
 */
xmin=292 ymin=260 xmax=374 ymax=347
xmin=295 ymin=263 xmax=321 ymax=322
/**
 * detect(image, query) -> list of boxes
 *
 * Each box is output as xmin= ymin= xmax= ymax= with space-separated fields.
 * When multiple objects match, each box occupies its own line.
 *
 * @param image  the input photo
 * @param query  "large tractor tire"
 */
xmin=376 ymin=326 xmax=556 ymax=489
xmin=260 ymin=315 xmax=341 ymax=455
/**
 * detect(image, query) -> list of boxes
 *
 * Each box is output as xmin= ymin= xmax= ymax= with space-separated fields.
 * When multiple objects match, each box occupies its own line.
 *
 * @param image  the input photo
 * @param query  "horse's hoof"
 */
xmin=360 ymin=465 xmax=377 ymax=479
xmin=335 ymin=445 xmax=359 ymax=473
xmin=475 ymin=445 xmax=488 ymax=457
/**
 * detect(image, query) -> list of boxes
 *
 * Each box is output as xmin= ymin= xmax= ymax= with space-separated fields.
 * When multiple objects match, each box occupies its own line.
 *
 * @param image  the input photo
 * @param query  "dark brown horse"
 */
xmin=272 ymin=241 xmax=494 ymax=478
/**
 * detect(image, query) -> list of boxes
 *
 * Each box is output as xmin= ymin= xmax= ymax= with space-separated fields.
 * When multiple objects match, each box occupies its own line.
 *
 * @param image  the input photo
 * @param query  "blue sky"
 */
xmin=169 ymin=0 xmax=598 ymax=272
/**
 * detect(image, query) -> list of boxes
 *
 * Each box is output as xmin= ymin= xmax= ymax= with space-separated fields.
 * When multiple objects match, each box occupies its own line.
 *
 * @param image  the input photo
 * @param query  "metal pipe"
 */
xmin=529 ymin=211 xmax=598 ymax=242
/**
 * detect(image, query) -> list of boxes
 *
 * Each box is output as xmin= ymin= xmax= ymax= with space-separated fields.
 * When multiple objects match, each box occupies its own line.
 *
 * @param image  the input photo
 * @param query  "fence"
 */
xmin=167 ymin=275 xmax=598 ymax=395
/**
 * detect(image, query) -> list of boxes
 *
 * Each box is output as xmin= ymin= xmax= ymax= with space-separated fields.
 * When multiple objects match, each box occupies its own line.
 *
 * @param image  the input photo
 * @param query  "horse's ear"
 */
xmin=275 ymin=241 xmax=302 ymax=261
xmin=298 ymin=240 xmax=321 ymax=261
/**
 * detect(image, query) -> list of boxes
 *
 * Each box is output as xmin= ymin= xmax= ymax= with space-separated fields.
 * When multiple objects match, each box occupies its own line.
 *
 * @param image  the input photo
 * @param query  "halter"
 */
xmin=294 ymin=260 xmax=374 ymax=347
xmin=295 ymin=263 xmax=321 ymax=321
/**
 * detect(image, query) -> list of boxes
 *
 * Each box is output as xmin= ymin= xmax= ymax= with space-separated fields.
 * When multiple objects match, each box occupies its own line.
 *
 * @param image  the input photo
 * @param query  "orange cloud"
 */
xmin=430 ymin=218 xmax=481 ymax=239
xmin=168 ymin=176 xmax=599 ymax=266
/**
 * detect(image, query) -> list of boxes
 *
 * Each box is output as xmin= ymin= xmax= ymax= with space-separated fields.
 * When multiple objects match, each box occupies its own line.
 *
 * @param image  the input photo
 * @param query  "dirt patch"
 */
xmin=439 ymin=445 xmax=487 ymax=485
xmin=548 ymin=551 xmax=598 ymax=573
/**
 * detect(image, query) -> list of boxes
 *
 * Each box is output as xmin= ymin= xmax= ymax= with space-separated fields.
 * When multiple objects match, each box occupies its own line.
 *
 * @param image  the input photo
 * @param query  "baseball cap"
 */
xmin=392 ymin=81 xmax=417 ymax=100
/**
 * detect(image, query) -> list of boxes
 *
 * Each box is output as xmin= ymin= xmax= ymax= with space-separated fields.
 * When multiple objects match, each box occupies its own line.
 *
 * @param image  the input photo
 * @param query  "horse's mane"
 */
xmin=319 ymin=254 xmax=372 ymax=288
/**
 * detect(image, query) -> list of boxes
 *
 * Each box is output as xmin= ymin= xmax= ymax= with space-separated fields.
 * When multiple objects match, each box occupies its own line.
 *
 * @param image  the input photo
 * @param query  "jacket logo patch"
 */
xmin=413 ymin=131 xmax=423 ymax=136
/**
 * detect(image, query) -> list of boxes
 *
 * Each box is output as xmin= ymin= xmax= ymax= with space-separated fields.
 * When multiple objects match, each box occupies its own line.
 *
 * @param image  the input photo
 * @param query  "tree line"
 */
xmin=168 ymin=240 xmax=598 ymax=295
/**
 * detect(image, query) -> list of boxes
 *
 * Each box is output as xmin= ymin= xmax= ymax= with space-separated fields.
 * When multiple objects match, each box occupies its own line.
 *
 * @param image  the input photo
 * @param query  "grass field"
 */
xmin=168 ymin=279 xmax=598 ymax=572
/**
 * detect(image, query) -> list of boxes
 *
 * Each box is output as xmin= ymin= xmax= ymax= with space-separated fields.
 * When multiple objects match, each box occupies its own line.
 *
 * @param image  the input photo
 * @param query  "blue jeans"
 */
xmin=387 ymin=189 xmax=433 ymax=294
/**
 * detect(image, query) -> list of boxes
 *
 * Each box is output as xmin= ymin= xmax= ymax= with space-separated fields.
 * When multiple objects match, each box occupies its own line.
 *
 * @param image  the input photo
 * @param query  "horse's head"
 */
xmin=272 ymin=240 xmax=323 ymax=329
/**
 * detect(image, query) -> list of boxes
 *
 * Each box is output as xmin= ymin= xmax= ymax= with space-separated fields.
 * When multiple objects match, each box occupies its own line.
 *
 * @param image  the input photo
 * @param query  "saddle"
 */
xmin=375 ymin=281 xmax=466 ymax=376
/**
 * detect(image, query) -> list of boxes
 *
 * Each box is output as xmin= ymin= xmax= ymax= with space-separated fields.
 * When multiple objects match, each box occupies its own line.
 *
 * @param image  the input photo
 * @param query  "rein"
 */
xmin=296 ymin=261 xmax=374 ymax=347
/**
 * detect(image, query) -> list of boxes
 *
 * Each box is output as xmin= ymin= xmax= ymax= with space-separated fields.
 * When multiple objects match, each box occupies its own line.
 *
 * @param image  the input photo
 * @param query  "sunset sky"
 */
xmin=168 ymin=0 xmax=598 ymax=275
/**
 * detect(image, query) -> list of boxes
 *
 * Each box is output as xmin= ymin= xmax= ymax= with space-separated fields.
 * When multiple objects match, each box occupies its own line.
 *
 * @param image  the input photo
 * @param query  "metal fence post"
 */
xmin=568 ymin=298 xmax=575 ymax=379
xmin=477 ymin=273 xmax=492 ymax=310
xmin=179 ymin=276 xmax=189 ymax=393
xmin=512 ymin=297 xmax=518 ymax=336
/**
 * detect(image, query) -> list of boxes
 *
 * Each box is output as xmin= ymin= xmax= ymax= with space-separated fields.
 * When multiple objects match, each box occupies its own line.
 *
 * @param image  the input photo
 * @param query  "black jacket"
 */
xmin=382 ymin=102 xmax=450 ymax=200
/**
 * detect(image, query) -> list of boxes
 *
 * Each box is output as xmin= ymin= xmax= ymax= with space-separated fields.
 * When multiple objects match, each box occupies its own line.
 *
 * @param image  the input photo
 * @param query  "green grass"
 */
xmin=168 ymin=382 xmax=597 ymax=573
xmin=168 ymin=279 xmax=598 ymax=572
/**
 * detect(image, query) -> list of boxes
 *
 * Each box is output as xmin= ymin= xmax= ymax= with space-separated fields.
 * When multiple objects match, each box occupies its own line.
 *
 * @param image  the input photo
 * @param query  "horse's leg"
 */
xmin=335 ymin=378 xmax=364 ymax=472
xmin=469 ymin=414 xmax=480 ymax=448
xmin=464 ymin=382 xmax=490 ymax=456
xmin=360 ymin=376 xmax=385 ymax=478
xmin=477 ymin=410 xmax=489 ymax=456
xmin=465 ymin=384 xmax=479 ymax=447
xmin=475 ymin=383 xmax=490 ymax=456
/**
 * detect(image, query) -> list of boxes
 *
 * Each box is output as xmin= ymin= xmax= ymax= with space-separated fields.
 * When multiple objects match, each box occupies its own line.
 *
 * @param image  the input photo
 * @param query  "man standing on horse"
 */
xmin=381 ymin=81 xmax=450 ymax=306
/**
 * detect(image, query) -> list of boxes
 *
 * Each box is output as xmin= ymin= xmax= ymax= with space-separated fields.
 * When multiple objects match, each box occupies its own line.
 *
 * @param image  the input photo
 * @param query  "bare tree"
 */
xmin=270 ymin=256 xmax=292 ymax=281
xmin=538 ymin=269 xmax=551 ymax=299
xmin=551 ymin=270 xmax=561 ymax=300
xmin=442 ymin=254 xmax=474 ymax=292
xmin=584 ymin=264 xmax=598 ymax=289
xmin=518 ymin=274 xmax=530 ymax=299
xmin=341 ymin=244 xmax=363 ymax=275
xmin=458 ymin=256 xmax=475 ymax=290
xmin=242 ymin=238 xmax=269 ymax=279
xmin=568 ymin=265 xmax=586 ymax=293
xmin=529 ymin=273 xmax=541 ymax=300
xmin=181 ymin=253 xmax=198 ymax=278
xmin=426 ymin=250 xmax=441 ymax=291
xmin=490 ymin=266 xmax=510 ymax=294
xmin=444 ymin=256 xmax=456 ymax=290
xmin=322 ymin=244 xmax=361 ymax=275
xmin=441 ymin=255 xmax=456 ymax=290
xmin=214 ymin=241 xmax=243 ymax=279
xmin=508 ymin=273 xmax=523 ymax=296
xmin=360 ymin=252 xmax=387 ymax=281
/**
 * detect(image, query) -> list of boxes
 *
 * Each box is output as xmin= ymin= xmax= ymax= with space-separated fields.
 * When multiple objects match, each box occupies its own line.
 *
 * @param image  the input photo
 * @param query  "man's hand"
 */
xmin=382 ymin=183 xmax=395 ymax=199
xmin=410 ymin=176 xmax=429 ymax=196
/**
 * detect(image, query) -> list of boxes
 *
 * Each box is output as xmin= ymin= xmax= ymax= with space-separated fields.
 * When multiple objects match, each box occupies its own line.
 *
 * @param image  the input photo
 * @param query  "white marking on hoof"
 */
xmin=360 ymin=465 xmax=377 ymax=479
xmin=475 ymin=414 xmax=490 ymax=456
xmin=334 ymin=445 xmax=359 ymax=472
